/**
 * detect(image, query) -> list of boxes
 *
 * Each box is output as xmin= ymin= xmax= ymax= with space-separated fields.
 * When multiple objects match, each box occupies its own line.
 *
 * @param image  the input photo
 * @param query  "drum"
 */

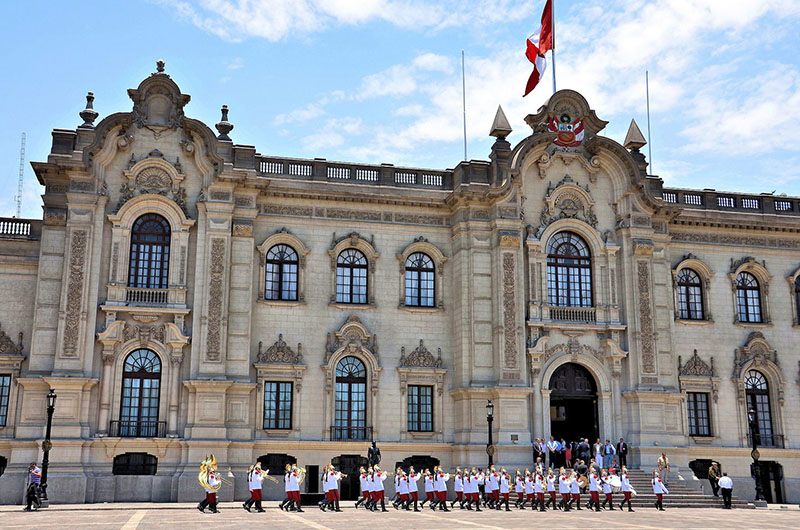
xmin=607 ymin=475 xmax=622 ymax=492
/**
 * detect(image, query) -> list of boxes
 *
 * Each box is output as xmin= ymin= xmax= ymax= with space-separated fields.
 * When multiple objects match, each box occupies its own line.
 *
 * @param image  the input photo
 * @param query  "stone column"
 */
xmin=97 ymin=351 xmax=115 ymax=435
xmin=612 ymin=373 xmax=623 ymax=437
xmin=168 ymin=352 xmax=183 ymax=436
xmin=540 ymin=388 xmax=551 ymax=436
xmin=599 ymin=391 xmax=613 ymax=441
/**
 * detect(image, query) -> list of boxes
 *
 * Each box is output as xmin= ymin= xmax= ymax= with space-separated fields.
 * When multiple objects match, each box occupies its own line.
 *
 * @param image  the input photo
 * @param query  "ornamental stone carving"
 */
xmin=671 ymin=231 xmax=800 ymax=250
xmin=123 ymin=323 xmax=166 ymax=345
xmin=543 ymin=336 xmax=604 ymax=364
xmin=0 ymin=323 xmax=23 ymax=355
xmin=535 ymin=175 xmax=598 ymax=237
xmin=256 ymin=334 xmax=303 ymax=364
xmin=232 ymin=220 xmax=254 ymax=237
xmin=502 ymin=253 xmax=518 ymax=368
xmin=63 ymin=230 xmax=87 ymax=357
xmin=134 ymin=166 xmax=172 ymax=190
xmin=399 ymin=340 xmax=442 ymax=368
xmin=326 ymin=315 xmax=379 ymax=364
xmin=732 ymin=332 xmax=778 ymax=379
xmin=206 ymin=238 xmax=226 ymax=361
xmin=679 ymin=350 xmax=714 ymax=377
xmin=637 ymin=260 xmax=656 ymax=373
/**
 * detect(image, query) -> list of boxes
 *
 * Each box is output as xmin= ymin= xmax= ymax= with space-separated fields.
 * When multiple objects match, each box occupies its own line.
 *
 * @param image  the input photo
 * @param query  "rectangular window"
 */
xmin=263 ymin=381 xmax=293 ymax=430
xmin=407 ymin=385 xmax=433 ymax=432
xmin=0 ymin=375 xmax=10 ymax=427
xmin=687 ymin=392 xmax=711 ymax=436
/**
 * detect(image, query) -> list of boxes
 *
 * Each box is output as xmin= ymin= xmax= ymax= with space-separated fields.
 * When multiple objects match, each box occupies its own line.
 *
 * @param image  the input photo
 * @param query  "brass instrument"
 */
xmin=577 ymin=475 xmax=588 ymax=488
xmin=198 ymin=454 xmax=222 ymax=492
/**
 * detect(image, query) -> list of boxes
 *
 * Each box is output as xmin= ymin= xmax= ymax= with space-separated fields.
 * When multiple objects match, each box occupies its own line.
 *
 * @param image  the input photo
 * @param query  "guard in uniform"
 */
xmin=281 ymin=464 xmax=304 ymax=512
xmin=408 ymin=467 xmax=421 ymax=511
xmin=432 ymin=466 xmax=450 ymax=511
xmin=197 ymin=455 xmax=222 ymax=514
xmin=558 ymin=467 xmax=571 ymax=511
xmin=619 ymin=466 xmax=636 ymax=512
xmin=534 ymin=468 xmax=546 ymax=511
xmin=421 ymin=469 xmax=435 ymax=507
xmin=451 ymin=467 xmax=463 ymax=509
xmin=587 ymin=467 xmax=601 ymax=511
xmin=244 ymin=462 xmax=266 ymax=512
xmin=600 ymin=469 xmax=615 ymax=510
xmin=652 ymin=470 xmax=669 ymax=511
xmin=545 ymin=468 xmax=557 ymax=510
xmin=355 ymin=466 xmax=370 ymax=509
xmin=371 ymin=465 xmax=388 ymax=512
xmin=497 ymin=468 xmax=511 ymax=511
xmin=322 ymin=464 xmax=343 ymax=512
xmin=522 ymin=469 xmax=534 ymax=509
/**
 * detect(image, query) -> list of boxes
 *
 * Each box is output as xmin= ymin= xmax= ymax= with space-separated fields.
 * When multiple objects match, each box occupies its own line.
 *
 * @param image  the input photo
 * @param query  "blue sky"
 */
xmin=1 ymin=0 xmax=799 ymax=219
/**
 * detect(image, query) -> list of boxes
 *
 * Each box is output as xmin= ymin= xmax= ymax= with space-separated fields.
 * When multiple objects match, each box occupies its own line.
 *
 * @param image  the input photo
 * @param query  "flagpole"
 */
xmin=551 ymin=0 xmax=556 ymax=93
xmin=462 ymin=49 xmax=468 ymax=161
xmin=646 ymin=70 xmax=653 ymax=175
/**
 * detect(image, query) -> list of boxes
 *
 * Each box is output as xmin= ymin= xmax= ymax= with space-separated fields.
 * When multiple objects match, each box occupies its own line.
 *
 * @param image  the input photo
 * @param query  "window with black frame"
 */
xmin=745 ymin=370 xmax=774 ymax=445
xmin=263 ymin=381 xmax=293 ymax=430
xmin=405 ymin=252 xmax=435 ymax=307
xmin=736 ymin=272 xmax=762 ymax=323
xmin=119 ymin=349 xmax=161 ymax=437
xmin=546 ymin=231 xmax=592 ymax=307
xmin=687 ymin=392 xmax=711 ymax=436
xmin=0 ymin=374 xmax=10 ymax=427
xmin=112 ymin=452 xmax=158 ymax=475
xmin=407 ymin=385 xmax=433 ymax=432
xmin=264 ymin=244 xmax=298 ymax=301
xmin=334 ymin=356 xmax=367 ymax=440
xmin=128 ymin=214 xmax=170 ymax=289
xmin=677 ymin=268 xmax=704 ymax=320
xmin=336 ymin=249 xmax=368 ymax=304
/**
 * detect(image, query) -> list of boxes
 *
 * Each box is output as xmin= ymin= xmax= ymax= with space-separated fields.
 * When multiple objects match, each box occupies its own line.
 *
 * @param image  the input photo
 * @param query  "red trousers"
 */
xmin=410 ymin=491 xmax=418 ymax=501
xmin=656 ymin=493 xmax=663 ymax=501
xmin=549 ymin=491 xmax=557 ymax=500
xmin=590 ymin=491 xmax=599 ymax=502
xmin=249 ymin=489 xmax=262 ymax=501
xmin=517 ymin=492 xmax=524 ymax=502
xmin=287 ymin=490 xmax=300 ymax=502
xmin=456 ymin=491 xmax=463 ymax=500
xmin=492 ymin=489 xmax=500 ymax=500
xmin=537 ymin=492 xmax=545 ymax=502
xmin=624 ymin=491 xmax=631 ymax=500
xmin=527 ymin=493 xmax=535 ymax=501
xmin=205 ymin=492 xmax=217 ymax=503
xmin=605 ymin=493 xmax=613 ymax=501
xmin=436 ymin=491 xmax=447 ymax=502
xmin=571 ymin=493 xmax=580 ymax=501
xmin=425 ymin=491 xmax=434 ymax=501
xmin=325 ymin=489 xmax=340 ymax=501
xmin=372 ymin=490 xmax=385 ymax=501
xmin=361 ymin=491 xmax=369 ymax=500
xmin=562 ymin=493 xmax=570 ymax=503
xmin=502 ymin=493 xmax=510 ymax=501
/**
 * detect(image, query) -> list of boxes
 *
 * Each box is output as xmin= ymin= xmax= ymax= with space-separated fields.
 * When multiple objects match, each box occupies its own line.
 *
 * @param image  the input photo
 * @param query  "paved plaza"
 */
xmin=0 ymin=502 xmax=798 ymax=529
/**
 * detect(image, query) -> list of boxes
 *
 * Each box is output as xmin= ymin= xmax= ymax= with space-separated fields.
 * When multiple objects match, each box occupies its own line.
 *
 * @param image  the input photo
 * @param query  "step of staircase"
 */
xmin=611 ymin=469 xmax=754 ymax=509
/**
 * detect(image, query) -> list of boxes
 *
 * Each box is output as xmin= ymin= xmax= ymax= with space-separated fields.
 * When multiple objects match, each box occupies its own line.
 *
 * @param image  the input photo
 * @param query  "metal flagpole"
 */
xmin=462 ymin=50 xmax=468 ymax=161
xmin=646 ymin=70 xmax=653 ymax=175
xmin=551 ymin=0 xmax=556 ymax=93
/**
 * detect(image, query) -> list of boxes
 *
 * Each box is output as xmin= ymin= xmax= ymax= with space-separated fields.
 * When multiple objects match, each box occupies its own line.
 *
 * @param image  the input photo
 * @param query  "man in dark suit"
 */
xmin=578 ymin=438 xmax=591 ymax=463
xmin=616 ymin=438 xmax=628 ymax=468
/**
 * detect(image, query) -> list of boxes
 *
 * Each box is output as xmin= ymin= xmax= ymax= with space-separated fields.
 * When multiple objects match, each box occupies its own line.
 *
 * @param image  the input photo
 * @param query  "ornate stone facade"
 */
xmin=0 ymin=69 xmax=798 ymax=505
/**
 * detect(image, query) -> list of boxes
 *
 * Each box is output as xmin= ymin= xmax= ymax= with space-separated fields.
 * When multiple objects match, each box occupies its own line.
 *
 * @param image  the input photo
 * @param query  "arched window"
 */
xmin=745 ymin=370 xmax=774 ymax=446
xmin=736 ymin=272 xmax=762 ymax=323
xmin=405 ymin=252 xmax=435 ymax=307
xmin=128 ymin=214 xmax=170 ymax=289
xmin=265 ymin=244 xmax=298 ymax=301
xmin=119 ymin=349 xmax=161 ymax=437
xmin=336 ymin=249 xmax=368 ymax=304
xmin=333 ymin=356 xmax=367 ymax=440
xmin=677 ymin=268 xmax=704 ymax=320
xmin=546 ymin=232 xmax=592 ymax=307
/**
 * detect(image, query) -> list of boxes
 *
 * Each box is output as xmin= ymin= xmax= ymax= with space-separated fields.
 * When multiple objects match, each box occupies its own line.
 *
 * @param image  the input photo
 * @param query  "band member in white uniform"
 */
xmin=652 ymin=470 xmax=669 ymax=511
xmin=355 ymin=466 xmax=370 ymax=509
xmin=600 ymin=469 xmax=615 ymax=510
xmin=620 ymin=466 xmax=636 ymax=512
xmin=451 ymin=467 xmax=464 ymax=509
xmin=558 ymin=468 xmax=572 ymax=511
xmin=408 ymin=467 xmax=421 ymax=511
xmin=432 ymin=466 xmax=450 ymax=512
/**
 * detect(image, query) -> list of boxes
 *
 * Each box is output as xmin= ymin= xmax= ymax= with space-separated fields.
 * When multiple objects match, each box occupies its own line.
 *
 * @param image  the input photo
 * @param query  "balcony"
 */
xmin=330 ymin=426 xmax=372 ymax=441
xmin=110 ymin=420 xmax=167 ymax=438
xmin=548 ymin=306 xmax=597 ymax=323
xmin=0 ymin=217 xmax=41 ymax=240
xmin=747 ymin=433 xmax=785 ymax=448
xmin=125 ymin=287 xmax=168 ymax=305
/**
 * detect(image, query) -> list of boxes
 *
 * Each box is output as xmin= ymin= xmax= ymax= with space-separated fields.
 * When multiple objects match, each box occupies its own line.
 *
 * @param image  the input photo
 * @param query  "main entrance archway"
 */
xmin=548 ymin=363 xmax=598 ymax=443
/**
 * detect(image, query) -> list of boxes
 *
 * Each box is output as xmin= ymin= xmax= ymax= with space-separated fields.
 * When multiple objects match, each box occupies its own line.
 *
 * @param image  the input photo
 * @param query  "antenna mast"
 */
xmin=645 ymin=71 xmax=653 ymax=175
xmin=16 ymin=133 xmax=25 ymax=218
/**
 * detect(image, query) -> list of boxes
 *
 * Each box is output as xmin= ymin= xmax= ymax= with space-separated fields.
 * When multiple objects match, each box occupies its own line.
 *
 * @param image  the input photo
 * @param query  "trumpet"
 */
xmin=219 ymin=476 xmax=234 ymax=486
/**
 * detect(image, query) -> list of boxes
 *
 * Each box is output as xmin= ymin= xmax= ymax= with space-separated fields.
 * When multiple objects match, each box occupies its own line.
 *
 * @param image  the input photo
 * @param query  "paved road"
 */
xmin=0 ymin=502 xmax=797 ymax=529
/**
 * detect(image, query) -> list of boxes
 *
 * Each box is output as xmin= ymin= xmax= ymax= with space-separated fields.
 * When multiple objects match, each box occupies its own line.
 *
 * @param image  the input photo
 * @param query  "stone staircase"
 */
xmin=620 ymin=469 xmax=753 ymax=509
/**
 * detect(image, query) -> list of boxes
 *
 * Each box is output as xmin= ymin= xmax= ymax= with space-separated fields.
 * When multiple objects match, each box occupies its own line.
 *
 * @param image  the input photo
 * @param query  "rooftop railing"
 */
xmin=662 ymin=188 xmax=800 ymax=215
xmin=0 ymin=218 xmax=40 ymax=240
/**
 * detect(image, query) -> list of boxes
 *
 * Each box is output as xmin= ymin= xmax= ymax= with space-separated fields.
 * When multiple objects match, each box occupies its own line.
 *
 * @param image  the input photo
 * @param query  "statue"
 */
xmin=367 ymin=441 xmax=381 ymax=467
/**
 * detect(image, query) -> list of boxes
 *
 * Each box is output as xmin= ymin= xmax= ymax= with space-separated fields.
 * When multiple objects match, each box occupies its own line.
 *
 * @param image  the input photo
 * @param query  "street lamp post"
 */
xmin=486 ymin=400 xmax=494 ymax=467
xmin=747 ymin=408 xmax=766 ymax=505
xmin=40 ymin=389 xmax=57 ymax=508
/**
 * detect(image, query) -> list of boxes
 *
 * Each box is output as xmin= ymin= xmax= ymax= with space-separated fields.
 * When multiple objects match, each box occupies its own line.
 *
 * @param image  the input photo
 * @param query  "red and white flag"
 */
xmin=524 ymin=0 xmax=553 ymax=97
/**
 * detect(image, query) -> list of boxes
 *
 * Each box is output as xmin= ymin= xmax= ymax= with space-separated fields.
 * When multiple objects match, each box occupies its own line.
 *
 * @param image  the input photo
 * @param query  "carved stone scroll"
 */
xmin=637 ymin=260 xmax=655 ymax=374
xmin=206 ymin=238 xmax=225 ymax=361
xmin=63 ymin=230 xmax=87 ymax=357
xmin=502 ymin=253 xmax=518 ymax=368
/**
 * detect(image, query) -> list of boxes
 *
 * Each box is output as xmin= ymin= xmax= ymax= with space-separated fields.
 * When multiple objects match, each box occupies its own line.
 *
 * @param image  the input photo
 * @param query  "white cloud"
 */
xmin=158 ymin=0 xmax=535 ymax=42
xmin=302 ymin=117 xmax=364 ymax=151
xmin=274 ymin=102 xmax=326 ymax=125
xmin=226 ymin=57 xmax=245 ymax=70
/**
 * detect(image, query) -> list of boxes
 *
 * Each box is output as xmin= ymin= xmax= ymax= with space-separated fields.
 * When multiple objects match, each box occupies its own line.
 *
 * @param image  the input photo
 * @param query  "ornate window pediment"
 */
xmin=397 ymin=236 xmax=447 ymax=310
xmin=399 ymin=340 xmax=443 ymax=368
xmin=679 ymin=350 xmax=714 ymax=377
xmin=257 ymin=228 xmax=310 ymax=304
xmin=543 ymin=336 xmax=604 ymax=365
xmin=255 ymin=334 xmax=304 ymax=365
xmin=733 ymin=332 xmax=778 ymax=379
xmin=325 ymin=315 xmax=379 ymax=365
xmin=328 ymin=232 xmax=379 ymax=306
xmin=0 ymin=323 xmax=25 ymax=375
xmin=535 ymin=175 xmax=598 ymax=238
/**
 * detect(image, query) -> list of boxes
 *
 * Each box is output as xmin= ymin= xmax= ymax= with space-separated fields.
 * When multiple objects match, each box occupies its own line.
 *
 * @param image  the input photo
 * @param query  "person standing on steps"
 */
xmin=603 ymin=439 xmax=616 ymax=470
xmin=617 ymin=438 xmax=629 ymax=468
xmin=657 ymin=452 xmax=671 ymax=486
xmin=718 ymin=473 xmax=734 ymax=509
xmin=708 ymin=462 xmax=721 ymax=497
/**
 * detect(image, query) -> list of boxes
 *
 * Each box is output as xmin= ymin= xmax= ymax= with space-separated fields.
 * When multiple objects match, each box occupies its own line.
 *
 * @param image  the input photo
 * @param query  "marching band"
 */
xmin=195 ymin=456 xmax=671 ymax=514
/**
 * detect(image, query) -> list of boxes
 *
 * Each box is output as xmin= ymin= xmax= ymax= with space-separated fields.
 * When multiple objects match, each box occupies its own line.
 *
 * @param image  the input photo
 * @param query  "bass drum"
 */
xmin=607 ymin=475 xmax=622 ymax=492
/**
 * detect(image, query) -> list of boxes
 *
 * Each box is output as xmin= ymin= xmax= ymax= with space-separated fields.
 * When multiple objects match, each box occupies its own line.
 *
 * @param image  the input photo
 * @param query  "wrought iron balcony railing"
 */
xmin=747 ymin=433 xmax=785 ymax=448
xmin=330 ymin=426 xmax=372 ymax=441
xmin=110 ymin=420 xmax=167 ymax=438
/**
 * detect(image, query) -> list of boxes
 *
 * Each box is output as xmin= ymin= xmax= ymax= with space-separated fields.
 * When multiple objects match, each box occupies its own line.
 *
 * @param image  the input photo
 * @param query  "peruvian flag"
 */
xmin=524 ymin=0 xmax=553 ymax=97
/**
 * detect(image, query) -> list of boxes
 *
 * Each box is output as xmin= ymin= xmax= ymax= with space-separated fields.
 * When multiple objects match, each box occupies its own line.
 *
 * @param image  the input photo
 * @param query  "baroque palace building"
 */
xmin=0 ymin=62 xmax=798 ymax=504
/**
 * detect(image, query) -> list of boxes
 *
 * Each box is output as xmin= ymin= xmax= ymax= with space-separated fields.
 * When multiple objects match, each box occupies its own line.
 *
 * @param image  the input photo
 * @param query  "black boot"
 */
xmin=475 ymin=501 xmax=482 ymax=512
xmin=255 ymin=500 xmax=264 ymax=513
xmin=505 ymin=499 xmax=511 ymax=511
xmin=595 ymin=501 xmax=601 ymax=512
xmin=243 ymin=499 xmax=252 ymax=512
xmin=658 ymin=500 xmax=665 ymax=511
xmin=296 ymin=502 xmax=304 ymax=513
xmin=609 ymin=498 xmax=615 ymax=511
xmin=627 ymin=500 xmax=634 ymax=512
xmin=279 ymin=499 xmax=288 ymax=511
xmin=576 ymin=499 xmax=582 ymax=510
xmin=335 ymin=500 xmax=341 ymax=512
xmin=354 ymin=498 xmax=363 ymax=509
xmin=320 ymin=499 xmax=327 ymax=511
xmin=414 ymin=500 xmax=420 ymax=512
xmin=381 ymin=499 xmax=387 ymax=512
xmin=209 ymin=503 xmax=219 ymax=514
xmin=420 ymin=498 xmax=427 ymax=507
xmin=198 ymin=499 xmax=208 ymax=513
xmin=430 ymin=499 xmax=438 ymax=511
